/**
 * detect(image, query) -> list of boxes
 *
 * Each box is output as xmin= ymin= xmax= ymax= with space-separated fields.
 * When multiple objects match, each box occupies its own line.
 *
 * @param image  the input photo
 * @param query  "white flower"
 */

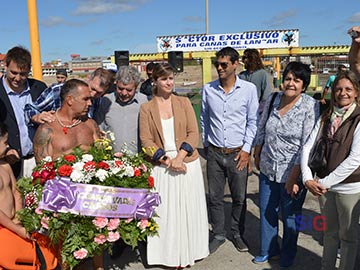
xmin=82 ymin=154 xmax=94 ymax=162
xmin=72 ymin=161 xmax=85 ymax=171
xmin=124 ymin=166 xmax=134 ymax=177
xmin=43 ymin=156 xmax=52 ymax=162
xmin=95 ymin=169 xmax=108 ymax=182
xmin=107 ymin=131 xmax=115 ymax=141
xmin=70 ymin=170 xmax=85 ymax=183
xmin=111 ymin=167 xmax=121 ymax=175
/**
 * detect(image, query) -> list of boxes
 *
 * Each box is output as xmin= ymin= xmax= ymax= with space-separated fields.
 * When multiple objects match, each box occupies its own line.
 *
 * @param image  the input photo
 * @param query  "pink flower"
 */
xmin=107 ymin=231 xmax=120 ymax=242
xmin=107 ymin=218 xmax=120 ymax=230
xmin=73 ymin=248 xmax=88 ymax=259
xmin=139 ymin=163 xmax=148 ymax=172
xmin=94 ymin=234 xmax=107 ymax=244
xmin=138 ymin=219 xmax=149 ymax=230
xmin=114 ymin=152 xmax=123 ymax=158
xmin=92 ymin=217 xmax=108 ymax=229
xmin=125 ymin=218 xmax=134 ymax=224
xmin=41 ymin=216 xmax=50 ymax=229
xmin=35 ymin=208 xmax=43 ymax=215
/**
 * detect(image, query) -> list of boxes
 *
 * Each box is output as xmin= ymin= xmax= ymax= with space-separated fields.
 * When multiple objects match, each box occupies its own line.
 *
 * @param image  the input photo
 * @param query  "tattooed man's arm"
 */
xmin=33 ymin=124 xmax=54 ymax=162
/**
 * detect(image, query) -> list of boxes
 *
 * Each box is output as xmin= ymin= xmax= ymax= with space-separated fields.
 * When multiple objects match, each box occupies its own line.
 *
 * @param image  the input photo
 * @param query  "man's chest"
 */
xmin=51 ymin=125 xmax=94 ymax=154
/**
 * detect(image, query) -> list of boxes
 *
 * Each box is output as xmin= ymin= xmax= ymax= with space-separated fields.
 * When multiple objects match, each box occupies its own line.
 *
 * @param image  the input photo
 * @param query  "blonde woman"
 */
xmin=301 ymin=71 xmax=360 ymax=270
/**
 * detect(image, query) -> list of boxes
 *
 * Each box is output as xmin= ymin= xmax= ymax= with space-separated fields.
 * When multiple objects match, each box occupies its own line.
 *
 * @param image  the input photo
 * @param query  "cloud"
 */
xmin=40 ymin=16 xmax=97 ymax=28
xmin=90 ymin=39 xmax=105 ymax=46
xmin=263 ymin=9 xmax=297 ymax=28
xmin=347 ymin=12 xmax=360 ymax=23
xmin=41 ymin=16 xmax=65 ymax=27
xmin=184 ymin=16 xmax=204 ymax=23
xmin=73 ymin=0 xmax=148 ymax=15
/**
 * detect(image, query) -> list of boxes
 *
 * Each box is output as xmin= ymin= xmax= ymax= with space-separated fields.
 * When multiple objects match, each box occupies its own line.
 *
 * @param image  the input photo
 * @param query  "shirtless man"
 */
xmin=33 ymin=78 xmax=100 ymax=162
xmin=32 ymin=79 xmax=103 ymax=269
xmin=0 ymin=122 xmax=29 ymax=239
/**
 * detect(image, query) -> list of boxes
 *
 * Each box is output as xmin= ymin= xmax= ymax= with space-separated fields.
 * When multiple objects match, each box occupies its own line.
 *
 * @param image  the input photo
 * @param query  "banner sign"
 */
xmin=39 ymin=177 xmax=160 ymax=219
xmin=157 ymin=29 xmax=299 ymax=52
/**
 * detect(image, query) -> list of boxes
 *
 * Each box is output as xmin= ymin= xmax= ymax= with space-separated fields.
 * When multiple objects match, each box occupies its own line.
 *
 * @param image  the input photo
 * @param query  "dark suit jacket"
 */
xmin=0 ymin=76 xmax=47 ymax=176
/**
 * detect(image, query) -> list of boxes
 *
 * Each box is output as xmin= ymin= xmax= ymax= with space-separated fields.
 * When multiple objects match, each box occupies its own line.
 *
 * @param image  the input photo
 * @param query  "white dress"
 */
xmin=147 ymin=117 xmax=209 ymax=267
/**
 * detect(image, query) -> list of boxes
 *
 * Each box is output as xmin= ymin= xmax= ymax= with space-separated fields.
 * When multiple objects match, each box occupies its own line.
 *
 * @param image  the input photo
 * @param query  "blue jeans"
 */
xmin=207 ymin=146 xmax=248 ymax=240
xmin=259 ymin=173 xmax=306 ymax=267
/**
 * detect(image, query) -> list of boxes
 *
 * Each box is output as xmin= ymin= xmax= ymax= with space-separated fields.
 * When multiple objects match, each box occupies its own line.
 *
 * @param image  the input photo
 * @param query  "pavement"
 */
xmin=79 ymin=147 xmax=360 ymax=270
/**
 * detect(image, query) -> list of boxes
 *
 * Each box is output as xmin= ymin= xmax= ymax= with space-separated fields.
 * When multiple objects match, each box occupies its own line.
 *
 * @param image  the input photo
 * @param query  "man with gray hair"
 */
xmin=94 ymin=65 xmax=148 ymax=153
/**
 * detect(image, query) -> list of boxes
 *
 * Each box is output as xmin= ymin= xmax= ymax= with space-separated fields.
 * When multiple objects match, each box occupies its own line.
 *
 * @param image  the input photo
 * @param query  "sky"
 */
xmin=1 ymin=0 xmax=360 ymax=63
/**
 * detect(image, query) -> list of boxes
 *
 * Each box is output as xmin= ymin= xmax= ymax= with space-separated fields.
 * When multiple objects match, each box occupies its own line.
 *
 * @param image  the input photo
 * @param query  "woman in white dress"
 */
xmin=139 ymin=63 xmax=209 ymax=268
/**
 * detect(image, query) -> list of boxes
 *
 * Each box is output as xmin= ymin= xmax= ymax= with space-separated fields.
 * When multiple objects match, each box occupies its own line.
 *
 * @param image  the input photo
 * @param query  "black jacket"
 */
xmin=0 ymin=76 xmax=47 ymax=177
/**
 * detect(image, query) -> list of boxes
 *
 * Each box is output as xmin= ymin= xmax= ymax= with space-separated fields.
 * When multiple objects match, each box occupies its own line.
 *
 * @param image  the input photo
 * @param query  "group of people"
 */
xmin=0 ymin=25 xmax=360 ymax=270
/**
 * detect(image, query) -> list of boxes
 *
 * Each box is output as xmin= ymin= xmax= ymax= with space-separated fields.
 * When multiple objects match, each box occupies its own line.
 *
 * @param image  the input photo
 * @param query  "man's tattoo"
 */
xmin=33 ymin=126 xmax=53 ymax=161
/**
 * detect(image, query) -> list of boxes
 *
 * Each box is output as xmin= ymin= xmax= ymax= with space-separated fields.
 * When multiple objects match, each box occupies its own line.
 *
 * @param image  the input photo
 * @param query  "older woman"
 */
xmin=301 ymin=70 xmax=360 ymax=270
xmin=253 ymin=62 xmax=319 ymax=268
xmin=139 ymin=63 xmax=209 ymax=268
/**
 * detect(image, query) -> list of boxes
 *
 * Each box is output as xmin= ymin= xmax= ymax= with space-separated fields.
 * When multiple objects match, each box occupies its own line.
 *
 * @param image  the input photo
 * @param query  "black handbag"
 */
xmin=308 ymin=123 xmax=328 ymax=174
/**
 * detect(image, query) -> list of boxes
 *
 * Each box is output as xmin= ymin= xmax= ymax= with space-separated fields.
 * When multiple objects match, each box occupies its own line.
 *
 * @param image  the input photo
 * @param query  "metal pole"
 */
xmin=27 ymin=0 xmax=43 ymax=80
xmin=205 ymin=0 xmax=209 ymax=35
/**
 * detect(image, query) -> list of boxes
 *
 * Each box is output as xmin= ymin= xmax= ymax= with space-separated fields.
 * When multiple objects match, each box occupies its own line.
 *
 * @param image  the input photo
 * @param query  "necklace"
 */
xmin=55 ymin=110 xmax=82 ymax=135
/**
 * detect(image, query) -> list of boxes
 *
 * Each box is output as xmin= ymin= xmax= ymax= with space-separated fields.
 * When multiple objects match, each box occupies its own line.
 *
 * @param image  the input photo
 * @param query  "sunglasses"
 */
xmin=214 ymin=61 xmax=230 ymax=69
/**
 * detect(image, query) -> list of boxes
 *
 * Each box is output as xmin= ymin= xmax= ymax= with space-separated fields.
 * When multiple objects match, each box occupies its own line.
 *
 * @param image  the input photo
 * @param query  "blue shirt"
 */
xmin=24 ymin=83 xmax=63 ymax=125
xmin=3 ymin=76 xmax=33 ymax=156
xmin=255 ymin=92 xmax=320 ymax=183
xmin=24 ymin=83 xmax=99 ymax=125
xmin=200 ymin=76 xmax=259 ymax=153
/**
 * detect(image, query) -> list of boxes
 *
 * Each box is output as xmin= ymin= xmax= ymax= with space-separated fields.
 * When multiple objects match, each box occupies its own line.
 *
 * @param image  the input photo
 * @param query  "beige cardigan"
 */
xmin=139 ymin=94 xmax=199 ymax=163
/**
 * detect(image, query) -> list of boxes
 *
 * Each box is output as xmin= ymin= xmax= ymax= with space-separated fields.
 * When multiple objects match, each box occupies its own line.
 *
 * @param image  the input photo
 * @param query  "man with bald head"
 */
xmin=33 ymin=79 xmax=100 ymax=162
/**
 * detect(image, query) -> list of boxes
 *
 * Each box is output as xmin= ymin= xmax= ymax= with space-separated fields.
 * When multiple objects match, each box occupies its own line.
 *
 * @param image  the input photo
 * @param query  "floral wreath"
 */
xmin=17 ymin=137 xmax=160 ymax=269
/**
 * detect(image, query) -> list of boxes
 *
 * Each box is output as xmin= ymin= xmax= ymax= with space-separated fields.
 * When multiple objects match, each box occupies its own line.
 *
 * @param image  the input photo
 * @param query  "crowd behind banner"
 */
xmin=0 ymin=26 xmax=360 ymax=270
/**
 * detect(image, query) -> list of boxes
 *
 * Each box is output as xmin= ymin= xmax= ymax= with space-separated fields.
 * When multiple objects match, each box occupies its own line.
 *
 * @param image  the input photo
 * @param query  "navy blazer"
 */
xmin=0 ymin=76 xmax=47 ymax=176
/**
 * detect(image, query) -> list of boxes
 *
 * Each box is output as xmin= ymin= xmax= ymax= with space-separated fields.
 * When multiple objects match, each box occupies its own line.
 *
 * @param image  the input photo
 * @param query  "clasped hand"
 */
xmin=305 ymin=179 xmax=327 ymax=197
xmin=160 ymin=155 xmax=187 ymax=173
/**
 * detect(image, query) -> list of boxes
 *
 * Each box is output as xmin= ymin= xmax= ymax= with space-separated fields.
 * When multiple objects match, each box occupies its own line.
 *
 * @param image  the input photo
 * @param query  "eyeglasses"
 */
xmin=214 ymin=61 xmax=230 ymax=69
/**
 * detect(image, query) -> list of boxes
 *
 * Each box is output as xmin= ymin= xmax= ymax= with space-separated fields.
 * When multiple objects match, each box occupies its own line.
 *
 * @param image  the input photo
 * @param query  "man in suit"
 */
xmin=0 ymin=46 xmax=47 ymax=178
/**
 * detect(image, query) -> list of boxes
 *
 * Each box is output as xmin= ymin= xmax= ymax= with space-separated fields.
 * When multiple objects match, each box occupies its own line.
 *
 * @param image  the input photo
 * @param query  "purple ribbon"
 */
xmin=42 ymin=177 xmax=78 ymax=211
xmin=135 ymin=192 xmax=161 ymax=219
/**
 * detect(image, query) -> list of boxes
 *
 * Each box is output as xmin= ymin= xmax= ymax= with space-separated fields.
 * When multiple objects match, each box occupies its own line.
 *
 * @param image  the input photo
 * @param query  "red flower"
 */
xmin=42 ymin=162 xmax=54 ymax=171
xmin=32 ymin=171 xmax=41 ymax=180
xmin=98 ymin=161 xmax=110 ymax=170
xmin=115 ymin=160 xmax=123 ymax=167
xmin=83 ymin=161 xmax=97 ymax=172
xmin=64 ymin=155 xmax=76 ymax=163
xmin=148 ymin=176 xmax=154 ymax=188
xmin=58 ymin=165 xmax=73 ymax=177
xmin=39 ymin=169 xmax=56 ymax=184
xmin=134 ymin=168 xmax=141 ymax=177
